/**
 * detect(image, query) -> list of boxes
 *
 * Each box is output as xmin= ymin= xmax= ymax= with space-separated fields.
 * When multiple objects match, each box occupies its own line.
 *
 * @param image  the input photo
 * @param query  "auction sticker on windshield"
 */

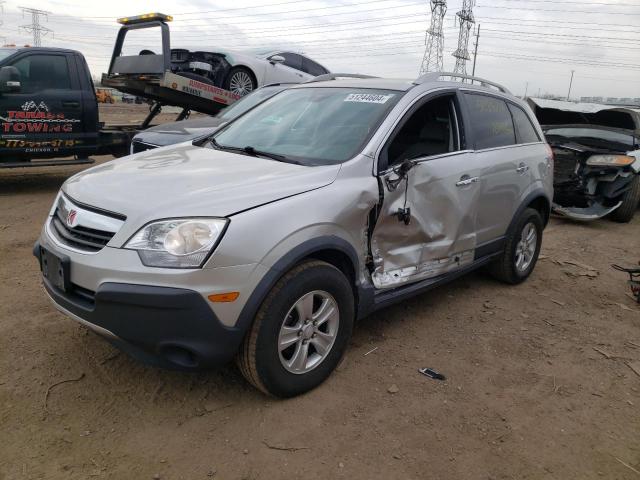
xmin=344 ymin=93 xmax=394 ymax=104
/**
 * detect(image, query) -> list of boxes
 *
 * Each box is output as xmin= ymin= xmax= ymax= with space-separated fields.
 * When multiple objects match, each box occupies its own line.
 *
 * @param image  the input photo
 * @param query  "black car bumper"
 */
xmin=36 ymin=242 xmax=244 ymax=370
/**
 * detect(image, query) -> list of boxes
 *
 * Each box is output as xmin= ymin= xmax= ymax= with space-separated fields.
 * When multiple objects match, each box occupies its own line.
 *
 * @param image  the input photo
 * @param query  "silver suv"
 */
xmin=36 ymin=73 xmax=553 ymax=397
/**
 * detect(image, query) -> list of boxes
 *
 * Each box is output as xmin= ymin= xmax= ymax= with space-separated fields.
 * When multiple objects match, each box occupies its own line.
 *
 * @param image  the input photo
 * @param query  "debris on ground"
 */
xmin=418 ymin=368 xmax=446 ymax=381
xmin=387 ymin=384 xmax=399 ymax=394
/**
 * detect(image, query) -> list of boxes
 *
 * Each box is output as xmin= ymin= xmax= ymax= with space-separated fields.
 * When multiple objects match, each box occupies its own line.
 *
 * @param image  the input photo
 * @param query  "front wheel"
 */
xmin=237 ymin=260 xmax=354 ymax=397
xmin=487 ymin=208 xmax=543 ymax=284
xmin=224 ymin=67 xmax=257 ymax=97
xmin=609 ymin=175 xmax=640 ymax=223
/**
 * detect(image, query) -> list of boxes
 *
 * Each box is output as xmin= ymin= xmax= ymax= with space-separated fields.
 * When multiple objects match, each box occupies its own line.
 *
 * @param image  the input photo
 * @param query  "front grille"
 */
xmin=50 ymin=208 xmax=115 ymax=252
xmin=70 ymin=283 xmax=96 ymax=307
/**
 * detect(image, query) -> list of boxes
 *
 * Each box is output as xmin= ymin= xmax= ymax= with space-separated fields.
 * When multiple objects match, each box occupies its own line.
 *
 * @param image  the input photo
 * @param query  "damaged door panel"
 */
xmin=370 ymin=92 xmax=480 ymax=289
xmin=371 ymin=153 xmax=480 ymax=288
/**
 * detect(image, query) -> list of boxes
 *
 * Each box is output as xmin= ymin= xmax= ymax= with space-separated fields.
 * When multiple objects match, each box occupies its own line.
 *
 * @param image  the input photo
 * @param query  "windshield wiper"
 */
xmin=209 ymin=138 xmax=244 ymax=153
xmin=243 ymin=146 xmax=301 ymax=164
xmin=210 ymin=139 xmax=301 ymax=164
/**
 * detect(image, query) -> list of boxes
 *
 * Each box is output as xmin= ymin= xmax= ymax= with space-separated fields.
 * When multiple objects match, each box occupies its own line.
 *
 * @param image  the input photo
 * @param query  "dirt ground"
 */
xmin=1 ymin=106 xmax=639 ymax=479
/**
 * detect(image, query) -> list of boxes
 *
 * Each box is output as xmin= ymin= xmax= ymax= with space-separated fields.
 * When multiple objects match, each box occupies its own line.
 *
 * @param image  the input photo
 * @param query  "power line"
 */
xmin=19 ymin=6 xmax=53 ymax=47
xmin=485 ymin=0 xmax=638 ymax=6
xmin=476 ymin=4 xmax=640 ymax=15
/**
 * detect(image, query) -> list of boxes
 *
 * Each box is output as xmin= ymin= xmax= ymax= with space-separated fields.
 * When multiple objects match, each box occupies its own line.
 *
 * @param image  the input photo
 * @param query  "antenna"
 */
xmin=452 ymin=0 xmax=475 ymax=75
xmin=19 ymin=6 xmax=53 ymax=47
xmin=419 ymin=0 xmax=447 ymax=75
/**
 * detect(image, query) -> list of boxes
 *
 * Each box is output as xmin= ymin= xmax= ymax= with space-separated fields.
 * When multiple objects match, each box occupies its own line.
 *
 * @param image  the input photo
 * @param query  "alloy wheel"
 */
xmin=278 ymin=290 xmax=340 ymax=374
xmin=515 ymin=221 xmax=537 ymax=272
xmin=229 ymin=71 xmax=254 ymax=96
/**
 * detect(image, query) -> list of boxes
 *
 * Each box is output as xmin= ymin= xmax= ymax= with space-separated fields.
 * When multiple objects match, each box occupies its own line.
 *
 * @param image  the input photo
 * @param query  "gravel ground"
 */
xmin=1 ymin=106 xmax=639 ymax=479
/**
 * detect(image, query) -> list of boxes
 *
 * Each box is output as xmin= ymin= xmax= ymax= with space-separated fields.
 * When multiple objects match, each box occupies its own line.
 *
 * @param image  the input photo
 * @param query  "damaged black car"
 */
xmin=528 ymin=98 xmax=640 ymax=222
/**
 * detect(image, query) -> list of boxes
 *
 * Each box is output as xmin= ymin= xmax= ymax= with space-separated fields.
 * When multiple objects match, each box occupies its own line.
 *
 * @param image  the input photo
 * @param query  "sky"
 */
xmin=1 ymin=0 xmax=638 ymax=99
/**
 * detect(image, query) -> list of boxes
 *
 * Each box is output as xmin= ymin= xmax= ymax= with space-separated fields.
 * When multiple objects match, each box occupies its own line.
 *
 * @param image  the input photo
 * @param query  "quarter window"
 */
xmin=302 ymin=57 xmax=328 ymax=76
xmin=10 ymin=54 xmax=71 ymax=93
xmin=464 ymin=93 xmax=515 ymax=150
xmin=508 ymin=104 xmax=540 ymax=144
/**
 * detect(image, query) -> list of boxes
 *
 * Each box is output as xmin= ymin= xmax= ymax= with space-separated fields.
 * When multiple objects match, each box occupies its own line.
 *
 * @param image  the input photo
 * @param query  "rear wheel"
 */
xmin=609 ymin=175 xmax=640 ymax=223
xmin=488 ymin=208 xmax=543 ymax=284
xmin=224 ymin=67 xmax=256 ymax=97
xmin=237 ymin=260 xmax=354 ymax=397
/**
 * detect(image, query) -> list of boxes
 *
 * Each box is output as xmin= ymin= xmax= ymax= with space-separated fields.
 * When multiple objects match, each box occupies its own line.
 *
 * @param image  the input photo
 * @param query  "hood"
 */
xmin=63 ymin=143 xmax=340 ymax=230
xmin=527 ymin=97 xmax=640 ymax=132
xmin=133 ymin=117 xmax=225 ymax=147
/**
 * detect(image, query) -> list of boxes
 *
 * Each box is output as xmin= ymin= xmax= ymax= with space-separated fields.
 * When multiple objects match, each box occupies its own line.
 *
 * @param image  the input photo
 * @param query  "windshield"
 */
xmin=212 ymin=87 xmax=400 ymax=165
xmin=0 ymin=48 xmax=17 ymax=63
xmin=217 ymin=86 xmax=286 ymax=121
xmin=546 ymin=127 xmax=636 ymax=147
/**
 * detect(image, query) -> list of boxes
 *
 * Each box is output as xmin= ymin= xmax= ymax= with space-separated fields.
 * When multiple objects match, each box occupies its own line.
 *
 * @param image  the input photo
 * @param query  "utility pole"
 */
xmin=452 ymin=0 xmax=475 ymax=75
xmin=566 ymin=70 xmax=575 ymax=101
xmin=19 ymin=6 xmax=53 ymax=47
xmin=419 ymin=1 xmax=447 ymax=75
xmin=471 ymin=23 xmax=480 ymax=77
xmin=524 ymin=81 xmax=529 ymax=98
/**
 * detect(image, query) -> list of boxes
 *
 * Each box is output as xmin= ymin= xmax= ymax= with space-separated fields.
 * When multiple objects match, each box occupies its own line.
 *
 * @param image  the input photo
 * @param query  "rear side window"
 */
xmin=280 ymin=52 xmax=303 ymax=72
xmin=464 ymin=93 xmax=515 ymax=150
xmin=302 ymin=57 xmax=328 ymax=76
xmin=508 ymin=104 xmax=540 ymax=144
xmin=10 ymin=54 xmax=71 ymax=93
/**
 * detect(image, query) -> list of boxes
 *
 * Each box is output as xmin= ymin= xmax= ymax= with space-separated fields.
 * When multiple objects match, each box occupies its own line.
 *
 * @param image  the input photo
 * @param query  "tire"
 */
xmin=224 ymin=67 xmax=257 ymax=97
xmin=237 ymin=260 xmax=355 ymax=397
xmin=608 ymin=174 xmax=640 ymax=223
xmin=487 ymin=208 xmax=543 ymax=285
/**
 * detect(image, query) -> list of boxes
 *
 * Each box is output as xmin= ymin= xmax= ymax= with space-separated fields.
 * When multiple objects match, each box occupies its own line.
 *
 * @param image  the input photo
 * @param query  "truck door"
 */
xmin=370 ymin=92 xmax=482 ymax=289
xmin=0 ymin=52 xmax=84 ymax=159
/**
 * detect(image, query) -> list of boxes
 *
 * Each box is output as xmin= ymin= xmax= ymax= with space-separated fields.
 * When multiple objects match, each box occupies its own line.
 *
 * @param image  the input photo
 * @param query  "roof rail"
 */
xmin=308 ymin=73 xmax=379 ymax=83
xmin=414 ymin=72 xmax=511 ymax=94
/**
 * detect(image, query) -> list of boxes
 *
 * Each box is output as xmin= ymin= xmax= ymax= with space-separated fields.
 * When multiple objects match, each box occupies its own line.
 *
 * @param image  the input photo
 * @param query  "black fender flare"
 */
xmin=233 ymin=235 xmax=361 ymax=338
xmin=508 ymin=189 xmax=551 ymax=235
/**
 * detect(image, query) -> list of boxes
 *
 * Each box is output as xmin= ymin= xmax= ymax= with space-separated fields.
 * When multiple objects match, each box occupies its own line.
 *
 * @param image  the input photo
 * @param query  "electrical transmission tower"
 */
xmin=452 ymin=0 xmax=475 ymax=75
xmin=20 ymin=6 xmax=53 ymax=47
xmin=419 ymin=0 xmax=447 ymax=75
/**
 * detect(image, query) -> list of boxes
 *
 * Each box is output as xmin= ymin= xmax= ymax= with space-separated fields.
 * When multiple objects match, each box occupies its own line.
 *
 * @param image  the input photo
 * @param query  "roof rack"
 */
xmin=308 ymin=73 xmax=379 ymax=83
xmin=414 ymin=72 xmax=511 ymax=94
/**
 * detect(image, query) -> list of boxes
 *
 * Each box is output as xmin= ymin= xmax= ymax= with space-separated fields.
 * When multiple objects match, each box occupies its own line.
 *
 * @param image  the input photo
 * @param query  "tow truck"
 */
xmin=0 ymin=13 xmax=241 ymax=168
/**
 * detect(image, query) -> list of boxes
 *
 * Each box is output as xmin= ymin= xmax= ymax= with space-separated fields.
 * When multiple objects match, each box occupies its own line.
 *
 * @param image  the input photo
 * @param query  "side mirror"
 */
xmin=268 ymin=55 xmax=285 ymax=65
xmin=0 ymin=66 xmax=21 ymax=93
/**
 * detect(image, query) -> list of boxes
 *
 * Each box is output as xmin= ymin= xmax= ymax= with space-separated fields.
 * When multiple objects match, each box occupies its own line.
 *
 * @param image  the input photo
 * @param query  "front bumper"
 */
xmin=34 ymin=237 xmax=257 ymax=369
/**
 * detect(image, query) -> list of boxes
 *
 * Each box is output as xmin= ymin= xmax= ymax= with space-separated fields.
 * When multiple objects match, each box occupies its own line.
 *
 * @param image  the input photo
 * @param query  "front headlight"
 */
xmin=125 ymin=218 xmax=228 ymax=268
xmin=586 ymin=154 xmax=635 ymax=167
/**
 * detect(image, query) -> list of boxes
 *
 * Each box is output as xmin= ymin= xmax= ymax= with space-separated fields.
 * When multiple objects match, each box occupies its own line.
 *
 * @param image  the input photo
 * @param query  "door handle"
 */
xmin=516 ymin=163 xmax=529 ymax=174
xmin=62 ymin=101 xmax=80 ymax=108
xmin=456 ymin=176 xmax=479 ymax=187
